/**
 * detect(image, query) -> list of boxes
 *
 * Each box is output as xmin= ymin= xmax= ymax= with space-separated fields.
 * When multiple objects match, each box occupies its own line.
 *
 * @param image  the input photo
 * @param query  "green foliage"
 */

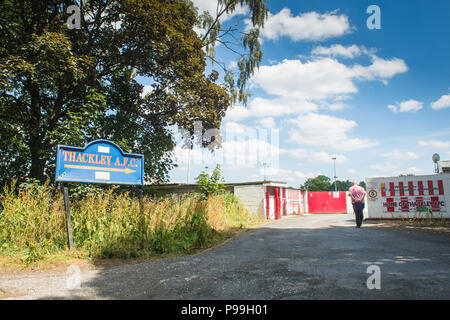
xmin=196 ymin=0 xmax=269 ymax=104
xmin=359 ymin=181 xmax=366 ymax=190
xmin=1 ymin=0 xmax=259 ymax=184
xmin=302 ymin=175 xmax=367 ymax=191
xmin=196 ymin=165 xmax=226 ymax=199
xmin=331 ymin=180 xmax=353 ymax=191
xmin=301 ymin=175 xmax=332 ymax=191
xmin=0 ymin=179 xmax=258 ymax=264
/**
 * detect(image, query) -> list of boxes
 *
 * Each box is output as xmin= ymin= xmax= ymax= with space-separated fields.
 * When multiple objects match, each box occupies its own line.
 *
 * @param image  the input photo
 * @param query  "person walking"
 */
xmin=349 ymin=181 xmax=366 ymax=228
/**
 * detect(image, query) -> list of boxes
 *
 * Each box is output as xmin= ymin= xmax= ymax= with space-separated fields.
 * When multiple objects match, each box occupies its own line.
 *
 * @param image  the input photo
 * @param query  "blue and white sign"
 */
xmin=55 ymin=140 xmax=144 ymax=185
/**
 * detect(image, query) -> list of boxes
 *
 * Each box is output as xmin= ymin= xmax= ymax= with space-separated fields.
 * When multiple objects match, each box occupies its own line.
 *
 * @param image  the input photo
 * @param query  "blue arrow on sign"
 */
xmin=55 ymin=140 xmax=144 ymax=185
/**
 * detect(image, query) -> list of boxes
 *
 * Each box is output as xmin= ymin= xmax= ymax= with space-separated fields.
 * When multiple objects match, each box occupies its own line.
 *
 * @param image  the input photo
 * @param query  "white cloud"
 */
xmin=260 ymin=8 xmax=352 ymax=42
xmin=288 ymin=113 xmax=379 ymax=151
xmin=431 ymin=94 xmax=450 ymax=110
xmin=192 ymin=0 xmax=248 ymax=22
xmin=259 ymin=117 xmax=276 ymax=129
xmin=381 ymin=150 xmax=420 ymax=160
xmin=404 ymin=167 xmax=425 ymax=174
xmin=312 ymin=44 xmax=371 ymax=59
xmin=259 ymin=167 xmax=318 ymax=183
xmin=252 ymin=58 xmax=358 ymax=100
xmin=224 ymin=97 xmax=318 ymax=121
xmin=369 ymin=161 xmax=400 ymax=172
xmin=418 ymin=140 xmax=450 ymax=148
xmin=387 ymin=99 xmax=423 ymax=113
xmin=252 ymin=56 xmax=408 ymax=102
xmin=224 ymin=121 xmax=249 ymax=134
xmin=352 ymin=55 xmax=408 ymax=81
xmin=284 ymin=149 xmax=347 ymax=163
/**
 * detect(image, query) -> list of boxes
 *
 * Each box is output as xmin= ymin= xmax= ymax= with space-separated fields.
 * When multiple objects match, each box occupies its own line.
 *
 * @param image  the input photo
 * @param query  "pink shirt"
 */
xmin=349 ymin=185 xmax=366 ymax=204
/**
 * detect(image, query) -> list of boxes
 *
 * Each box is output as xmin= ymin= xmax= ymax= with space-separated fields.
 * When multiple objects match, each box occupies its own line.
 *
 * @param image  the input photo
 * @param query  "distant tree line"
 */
xmin=300 ymin=175 xmax=366 ymax=192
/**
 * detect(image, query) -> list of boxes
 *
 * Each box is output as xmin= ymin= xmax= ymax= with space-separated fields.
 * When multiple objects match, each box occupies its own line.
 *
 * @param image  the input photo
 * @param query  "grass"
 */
xmin=0 ymin=180 xmax=263 ymax=270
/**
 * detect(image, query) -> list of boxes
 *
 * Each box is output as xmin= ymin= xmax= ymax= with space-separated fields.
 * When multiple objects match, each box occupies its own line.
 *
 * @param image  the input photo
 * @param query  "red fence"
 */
xmin=307 ymin=191 xmax=347 ymax=214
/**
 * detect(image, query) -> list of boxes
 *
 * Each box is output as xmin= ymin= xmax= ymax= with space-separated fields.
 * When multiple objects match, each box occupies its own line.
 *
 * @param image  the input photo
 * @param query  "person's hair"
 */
xmin=353 ymin=180 xmax=358 ymax=185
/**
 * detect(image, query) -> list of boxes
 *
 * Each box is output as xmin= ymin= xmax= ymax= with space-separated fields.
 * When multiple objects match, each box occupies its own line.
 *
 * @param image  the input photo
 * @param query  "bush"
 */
xmin=0 ymin=179 xmax=260 ymax=264
xmin=196 ymin=164 xmax=226 ymax=199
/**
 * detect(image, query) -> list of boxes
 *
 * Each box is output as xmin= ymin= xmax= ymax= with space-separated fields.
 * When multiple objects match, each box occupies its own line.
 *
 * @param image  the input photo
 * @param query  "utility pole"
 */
xmin=187 ymin=147 xmax=190 ymax=184
xmin=262 ymin=162 xmax=267 ymax=181
xmin=332 ymin=156 xmax=337 ymax=191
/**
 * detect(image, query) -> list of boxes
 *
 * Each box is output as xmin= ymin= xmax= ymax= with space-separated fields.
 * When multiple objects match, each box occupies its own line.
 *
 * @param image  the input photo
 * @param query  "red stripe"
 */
xmin=398 ymin=181 xmax=405 ymax=196
xmin=430 ymin=196 xmax=440 ymax=212
xmin=408 ymin=181 xmax=414 ymax=196
xmin=400 ymin=197 xmax=409 ymax=212
xmin=438 ymin=180 xmax=444 ymax=195
xmin=389 ymin=182 xmax=395 ymax=196
xmin=418 ymin=181 xmax=424 ymax=195
xmin=415 ymin=197 xmax=423 ymax=211
xmin=428 ymin=180 xmax=434 ymax=195
xmin=386 ymin=198 xmax=395 ymax=212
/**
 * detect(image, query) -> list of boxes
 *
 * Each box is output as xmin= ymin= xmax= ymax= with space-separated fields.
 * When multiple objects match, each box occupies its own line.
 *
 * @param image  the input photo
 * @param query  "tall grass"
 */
xmin=0 ymin=181 xmax=261 ymax=264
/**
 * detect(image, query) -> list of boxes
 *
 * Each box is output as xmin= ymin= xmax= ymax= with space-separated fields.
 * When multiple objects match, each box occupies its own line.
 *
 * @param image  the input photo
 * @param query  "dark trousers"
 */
xmin=352 ymin=202 xmax=365 ymax=227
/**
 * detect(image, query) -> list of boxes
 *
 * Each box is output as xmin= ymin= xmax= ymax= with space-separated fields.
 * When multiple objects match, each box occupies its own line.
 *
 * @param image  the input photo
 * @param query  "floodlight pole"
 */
xmin=263 ymin=162 xmax=267 ymax=181
xmin=332 ymin=157 xmax=337 ymax=192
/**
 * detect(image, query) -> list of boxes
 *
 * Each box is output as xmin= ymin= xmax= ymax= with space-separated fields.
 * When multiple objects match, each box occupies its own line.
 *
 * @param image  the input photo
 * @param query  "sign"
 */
xmin=56 ymin=140 xmax=144 ymax=185
xmin=380 ymin=179 xmax=445 ymax=213
xmin=366 ymin=175 xmax=450 ymax=219
xmin=368 ymin=189 xmax=378 ymax=199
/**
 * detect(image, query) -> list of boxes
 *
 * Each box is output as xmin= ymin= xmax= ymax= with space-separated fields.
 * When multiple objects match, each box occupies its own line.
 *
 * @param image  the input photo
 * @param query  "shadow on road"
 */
xmin=38 ymin=216 xmax=450 ymax=300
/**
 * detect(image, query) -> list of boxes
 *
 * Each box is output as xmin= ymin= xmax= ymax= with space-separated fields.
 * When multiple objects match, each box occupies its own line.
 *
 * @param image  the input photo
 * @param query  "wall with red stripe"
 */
xmin=366 ymin=174 xmax=450 ymax=219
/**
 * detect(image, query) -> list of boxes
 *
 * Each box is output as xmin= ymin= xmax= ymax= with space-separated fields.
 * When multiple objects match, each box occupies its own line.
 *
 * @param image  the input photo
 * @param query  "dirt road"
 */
xmin=1 ymin=213 xmax=450 ymax=299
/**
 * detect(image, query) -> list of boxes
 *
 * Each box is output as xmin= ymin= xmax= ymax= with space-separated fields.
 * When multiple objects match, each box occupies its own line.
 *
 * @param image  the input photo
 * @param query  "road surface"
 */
xmin=1 ymin=213 xmax=450 ymax=299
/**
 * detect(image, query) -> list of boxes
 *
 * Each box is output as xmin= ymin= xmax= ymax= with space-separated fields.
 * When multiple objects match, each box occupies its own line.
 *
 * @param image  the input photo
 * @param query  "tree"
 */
xmin=359 ymin=181 xmax=366 ymax=190
xmin=1 ymin=0 xmax=265 ymax=183
xmin=196 ymin=164 xmax=226 ymax=199
xmin=331 ymin=180 xmax=353 ymax=192
xmin=195 ymin=0 xmax=269 ymax=104
xmin=301 ymin=175 xmax=332 ymax=191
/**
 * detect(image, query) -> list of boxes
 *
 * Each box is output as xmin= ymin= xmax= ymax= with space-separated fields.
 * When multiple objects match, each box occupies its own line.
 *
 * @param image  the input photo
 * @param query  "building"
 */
xmin=439 ymin=160 xmax=450 ymax=173
xmin=147 ymin=180 xmax=303 ymax=219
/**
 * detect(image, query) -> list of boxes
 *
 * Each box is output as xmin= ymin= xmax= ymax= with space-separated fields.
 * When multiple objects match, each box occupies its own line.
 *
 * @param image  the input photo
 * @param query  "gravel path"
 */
xmin=1 ymin=213 xmax=450 ymax=299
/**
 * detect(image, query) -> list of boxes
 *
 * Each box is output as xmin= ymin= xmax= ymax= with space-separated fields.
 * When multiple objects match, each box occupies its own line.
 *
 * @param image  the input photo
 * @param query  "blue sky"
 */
xmin=165 ymin=0 xmax=450 ymax=186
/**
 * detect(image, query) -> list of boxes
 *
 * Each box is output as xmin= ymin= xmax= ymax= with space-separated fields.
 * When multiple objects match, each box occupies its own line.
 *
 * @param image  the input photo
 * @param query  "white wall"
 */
xmin=366 ymin=173 xmax=450 ymax=219
xmin=233 ymin=184 xmax=266 ymax=218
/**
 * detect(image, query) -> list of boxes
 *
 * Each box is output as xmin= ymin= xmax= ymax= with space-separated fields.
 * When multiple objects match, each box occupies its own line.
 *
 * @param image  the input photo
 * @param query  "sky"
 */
xmin=163 ymin=0 xmax=450 ymax=187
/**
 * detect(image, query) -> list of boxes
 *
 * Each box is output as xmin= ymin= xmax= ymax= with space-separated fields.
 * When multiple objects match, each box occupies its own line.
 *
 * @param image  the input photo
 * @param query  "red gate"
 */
xmin=307 ymin=191 xmax=347 ymax=213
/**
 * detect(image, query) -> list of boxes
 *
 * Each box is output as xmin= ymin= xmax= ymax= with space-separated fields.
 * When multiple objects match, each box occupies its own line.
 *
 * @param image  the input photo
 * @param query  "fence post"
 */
xmin=62 ymin=183 xmax=75 ymax=251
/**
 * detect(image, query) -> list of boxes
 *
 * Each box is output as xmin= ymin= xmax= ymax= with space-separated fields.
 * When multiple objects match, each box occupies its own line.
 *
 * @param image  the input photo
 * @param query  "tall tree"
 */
xmin=301 ymin=175 xmax=332 ymax=192
xmin=331 ymin=180 xmax=353 ymax=192
xmin=1 ymin=0 xmax=267 ymax=183
xmin=196 ymin=0 xmax=269 ymax=104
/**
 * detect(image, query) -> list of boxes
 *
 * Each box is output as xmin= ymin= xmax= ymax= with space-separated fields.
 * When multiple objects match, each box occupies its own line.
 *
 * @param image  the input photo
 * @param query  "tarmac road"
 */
xmin=1 ymin=213 xmax=450 ymax=299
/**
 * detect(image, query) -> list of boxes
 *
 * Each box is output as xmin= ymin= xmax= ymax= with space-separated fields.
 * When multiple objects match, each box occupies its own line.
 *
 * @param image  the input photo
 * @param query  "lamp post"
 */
xmin=262 ymin=162 xmax=267 ymax=181
xmin=332 ymin=156 xmax=337 ymax=191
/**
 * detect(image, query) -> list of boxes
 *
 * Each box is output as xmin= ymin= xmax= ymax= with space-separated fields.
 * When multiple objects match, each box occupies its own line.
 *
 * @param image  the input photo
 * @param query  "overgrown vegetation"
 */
xmin=196 ymin=164 xmax=226 ymax=199
xmin=0 ymin=180 xmax=262 ymax=266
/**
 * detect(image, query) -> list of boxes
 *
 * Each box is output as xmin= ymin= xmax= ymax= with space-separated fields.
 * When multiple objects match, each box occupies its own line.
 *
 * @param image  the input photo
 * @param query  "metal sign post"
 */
xmin=55 ymin=140 xmax=144 ymax=250
xmin=62 ymin=183 xmax=75 ymax=251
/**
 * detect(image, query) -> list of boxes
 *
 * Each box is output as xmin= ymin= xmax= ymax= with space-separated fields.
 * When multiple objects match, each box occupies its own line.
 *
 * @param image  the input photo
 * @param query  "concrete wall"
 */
xmin=366 ymin=173 xmax=450 ymax=219
xmin=233 ymin=184 xmax=266 ymax=218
